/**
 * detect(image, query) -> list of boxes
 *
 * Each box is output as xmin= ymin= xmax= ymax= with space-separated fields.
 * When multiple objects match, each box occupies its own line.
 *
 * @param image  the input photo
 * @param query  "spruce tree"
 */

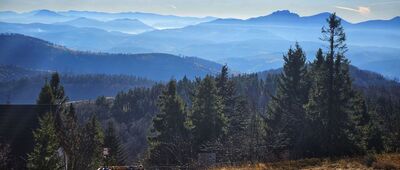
xmin=37 ymin=82 xmax=54 ymax=105
xmin=55 ymin=104 xmax=81 ymax=169
xmin=266 ymin=43 xmax=309 ymax=159
xmin=248 ymin=110 xmax=265 ymax=162
xmin=79 ymin=116 xmax=104 ymax=169
xmin=148 ymin=80 xmax=190 ymax=165
xmin=177 ymin=75 xmax=195 ymax=107
xmin=216 ymin=65 xmax=236 ymax=119
xmin=104 ymin=121 xmax=126 ymax=165
xmin=305 ymin=13 xmax=364 ymax=157
xmin=302 ymin=48 xmax=329 ymax=157
xmin=225 ymin=97 xmax=251 ymax=162
xmin=49 ymin=72 xmax=67 ymax=105
xmin=191 ymin=75 xmax=227 ymax=150
xmin=27 ymin=112 xmax=62 ymax=170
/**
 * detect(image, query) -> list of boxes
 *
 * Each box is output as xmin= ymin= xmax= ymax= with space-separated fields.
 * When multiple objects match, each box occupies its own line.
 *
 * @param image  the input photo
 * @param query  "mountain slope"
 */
xmin=58 ymin=10 xmax=216 ymax=29
xmin=0 ymin=65 xmax=50 ymax=82
xmin=0 ymin=71 xmax=156 ymax=104
xmin=258 ymin=65 xmax=398 ymax=88
xmin=0 ymin=9 xmax=72 ymax=24
xmin=354 ymin=16 xmax=400 ymax=29
xmin=0 ymin=9 xmax=216 ymax=29
xmin=0 ymin=33 xmax=222 ymax=80
xmin=33 ymin=9 xmax=64 ymax=17
xmin=0 ymin=21 xmax=132 ymax=51
xmin=56 ymin=17 xmax=155 ymax=34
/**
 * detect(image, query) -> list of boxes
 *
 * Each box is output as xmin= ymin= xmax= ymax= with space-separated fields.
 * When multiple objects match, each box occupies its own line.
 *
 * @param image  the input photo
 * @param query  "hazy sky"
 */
xmin=1 ymin=0 xmax=400 ymax=22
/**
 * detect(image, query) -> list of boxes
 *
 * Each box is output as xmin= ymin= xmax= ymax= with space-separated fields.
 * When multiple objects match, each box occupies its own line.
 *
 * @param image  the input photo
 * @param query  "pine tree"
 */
xmin=177 ymin=76 xmax=195 ymax=107
xmin=37 ymin=82 xmax=54 ymax=105
xmin=248 ymin=110 xmax=265 ymax=163
xmin=265 ymin=43 xmax=309 ymax=159
xmin=49 ymin=72 xmax=67 ymax=105
xmin=365 ymin=109 xmax=384 ymax=153
xmin=216 ymin=65 xmax=236 ymax=119
xmin=190 ymin=75 xmax=227 ymax=150
xmin=302 ymin=48 xmax=329 ymax=157
xmin=55 ymin=104 xmax=81 ymax=169
xmin=148 ymin=80 xmax=190 ymax=165
xmin=27 ymin=112 xmax=62 ymax=170
xmin=305 ymin=13 xmax=364 ymax=157
xmin=225 ymin=97 xmax=251 ymax=162
xmin=79 ymin=116 xmax=104 ymax=169
xmin=104 ymin=121 xmax=126 ymax=165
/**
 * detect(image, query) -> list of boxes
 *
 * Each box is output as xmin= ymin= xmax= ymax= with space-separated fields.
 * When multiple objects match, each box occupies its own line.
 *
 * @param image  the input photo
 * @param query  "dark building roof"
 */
xmin=0 ymin=104 xmax=54 ymax=168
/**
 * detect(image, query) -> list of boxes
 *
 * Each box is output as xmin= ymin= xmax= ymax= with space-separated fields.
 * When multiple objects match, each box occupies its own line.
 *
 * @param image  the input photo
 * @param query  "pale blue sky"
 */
xmin=1 ymin=0 xmax=399 ymax=22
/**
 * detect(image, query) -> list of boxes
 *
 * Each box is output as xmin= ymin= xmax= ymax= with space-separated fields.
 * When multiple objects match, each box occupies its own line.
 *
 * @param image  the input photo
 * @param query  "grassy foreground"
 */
xmin=212 ymin=153 xmax=400 ymax=170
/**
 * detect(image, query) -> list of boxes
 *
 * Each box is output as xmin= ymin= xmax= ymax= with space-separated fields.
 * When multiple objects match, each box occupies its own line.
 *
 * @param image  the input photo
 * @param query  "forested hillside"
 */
xmin=0 ymin=34 xmax=222 ymax=81
xmin=0 ymin=65 xmax=51 ymax=82
xmin=0 ymin=71 xmax=155 ymax=103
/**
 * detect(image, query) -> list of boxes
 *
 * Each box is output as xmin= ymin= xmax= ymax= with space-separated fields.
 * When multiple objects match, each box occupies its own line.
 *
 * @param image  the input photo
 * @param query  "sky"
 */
xmin=1 ymin=0 xmax=400 ymax=22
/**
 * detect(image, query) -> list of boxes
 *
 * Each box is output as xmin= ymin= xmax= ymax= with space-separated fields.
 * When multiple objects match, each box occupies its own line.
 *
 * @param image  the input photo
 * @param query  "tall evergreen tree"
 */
xmin=177 ymin=76 xmax=195 ymax=107
xmin=30 ymin=78 xmax=62 ymax=169
xmin=104 ymin=121 xmax=126 ymax=165
xmin=148 ymin=80 xmax=190 ymax=165
xmin=79 ymin=116 xmax=104 ymax=169
xmin=305 ymin=13 xmax=364 ymax=157
xmin=225 ymin=97 xmax=251 ymax=162
xmin=37 ymin=81 xmax=54 ymax=105
xmin=55 ymin=104 xmax=81 ymax=170
xmin=248 ymin=110 xmax=265 ymax=162
xmin=266 ymin=43 xmax=309 ymax=159
xmin=27 ymin=112 xmax=62 ymax=170
xmin=302 ymin=48 xmax=329 ymax=157
xmin=49 ymin=72 xmax=67 ymax=105
xmin=216 ymin=65 xmax=236 ymax=119
xmin=190 ymin=75 xmax=227 ymax=150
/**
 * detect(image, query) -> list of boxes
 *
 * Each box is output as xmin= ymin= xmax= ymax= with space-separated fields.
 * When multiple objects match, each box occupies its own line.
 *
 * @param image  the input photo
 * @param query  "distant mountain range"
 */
xmin=0 ymin=21 xmax=133 ymax=51
xmin=104 ymin=10 xmax=400 ymax=77
xmin=55 ymin=17 xmax=155 ymax=34
xmin=0 ymin=34 xmax=222 ymax=80
xmin=0 ymin=10 xmax=399 ymax=78
xmin=0 ymin=9 xmax=216 ymax=29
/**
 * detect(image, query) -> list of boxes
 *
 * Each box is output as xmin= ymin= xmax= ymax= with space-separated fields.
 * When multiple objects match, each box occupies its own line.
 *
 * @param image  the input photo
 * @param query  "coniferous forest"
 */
xmin=1 ymin=13 xmax=400 ymax=169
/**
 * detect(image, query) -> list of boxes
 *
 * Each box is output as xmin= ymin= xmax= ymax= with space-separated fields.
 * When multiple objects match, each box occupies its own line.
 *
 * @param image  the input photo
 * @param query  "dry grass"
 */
xmin=212 ymin=153 xmax=400 ymax=170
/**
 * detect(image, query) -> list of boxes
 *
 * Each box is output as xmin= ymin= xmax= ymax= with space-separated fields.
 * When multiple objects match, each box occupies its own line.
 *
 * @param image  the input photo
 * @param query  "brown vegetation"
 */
xmin=212 ymin=153 xmax=400 ymax=170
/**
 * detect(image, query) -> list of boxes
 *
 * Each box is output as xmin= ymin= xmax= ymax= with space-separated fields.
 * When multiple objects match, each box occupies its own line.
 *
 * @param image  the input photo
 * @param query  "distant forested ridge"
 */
xmin=0 ymin=33 xmax=222 ymax=81
xmin=0 ymin=67 xmax=155 ymax=103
